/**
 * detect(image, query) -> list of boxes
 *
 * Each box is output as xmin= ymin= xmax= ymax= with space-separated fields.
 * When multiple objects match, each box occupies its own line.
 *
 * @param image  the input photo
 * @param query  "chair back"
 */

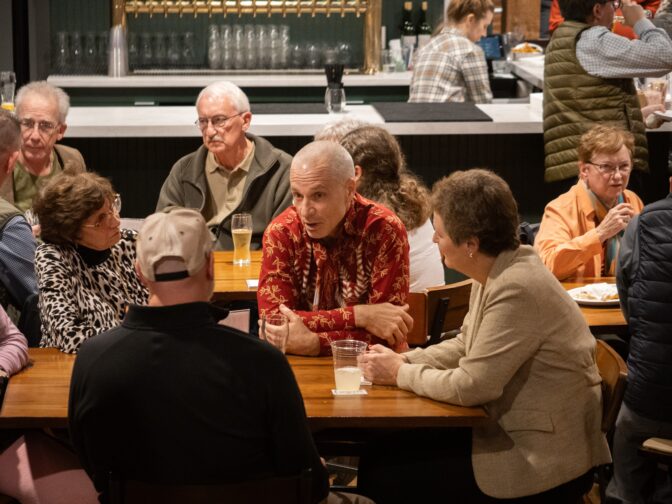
xmin=17 ymin=293 xmax=41 ymax=347
xmin=425 ymin=280 xmax=472 ymax=347
xmin=109 ymin=469 xmax=313 ymax=504
xmin=406 ymin=292 xmax=428 ymax=346
xmin=595 ymin=339 xmax=627 ymax=433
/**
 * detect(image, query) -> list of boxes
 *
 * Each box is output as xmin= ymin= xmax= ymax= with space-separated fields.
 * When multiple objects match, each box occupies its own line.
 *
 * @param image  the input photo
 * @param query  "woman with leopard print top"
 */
xmin=33 ymin=173 xmax=148 ymax=354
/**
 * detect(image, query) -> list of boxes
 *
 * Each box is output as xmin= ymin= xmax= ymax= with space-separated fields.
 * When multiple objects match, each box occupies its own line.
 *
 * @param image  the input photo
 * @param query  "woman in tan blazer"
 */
xmin=359 ymin=169 xmax=611 ymax=503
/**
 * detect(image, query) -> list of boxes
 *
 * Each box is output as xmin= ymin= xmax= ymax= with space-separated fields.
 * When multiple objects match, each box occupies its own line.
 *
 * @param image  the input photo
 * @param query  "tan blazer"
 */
xmin=0 ymin=144 xmax=86 ymax=205
xmin=397 ymin=246 xmax=611 ymax=499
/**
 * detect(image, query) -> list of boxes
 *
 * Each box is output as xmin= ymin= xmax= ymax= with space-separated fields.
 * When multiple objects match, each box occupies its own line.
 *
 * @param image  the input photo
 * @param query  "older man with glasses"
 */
xmin=156 ymin=81 xmax=292 ymax=250
xmin=536 ymin=125 xmax=645 ymax=281
xmin=1 ymin=81 xmax=85 ymax=214
xmin=543 ymin=0 xmax=672 ymax=185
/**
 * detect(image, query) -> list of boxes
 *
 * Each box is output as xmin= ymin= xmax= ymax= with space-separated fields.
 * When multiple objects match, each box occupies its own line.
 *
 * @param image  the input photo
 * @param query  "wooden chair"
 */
xmin=594 ymin=339 xmax=628 ymax=502
xmin=108 ymin=469 xmax=313 ymax=504
xmin=424 ymin=280 xmax=472 ymax=347
xmin=638 ymin=437 xmax=672 ymax=466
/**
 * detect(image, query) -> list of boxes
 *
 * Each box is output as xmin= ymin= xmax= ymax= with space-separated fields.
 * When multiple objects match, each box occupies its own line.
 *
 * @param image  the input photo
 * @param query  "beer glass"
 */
xmin=331 ymin=340 xmax=367 ymax=391
xmin=0 ymin=71 xmax=16 ymax=111
xmin=231 ymin=213 xmax=252 ymax=266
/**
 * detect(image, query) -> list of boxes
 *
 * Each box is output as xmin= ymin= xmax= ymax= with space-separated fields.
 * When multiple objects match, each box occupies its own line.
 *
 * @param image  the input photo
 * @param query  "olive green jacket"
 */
xmin=543 ymin=21 xmax=648 ymax=182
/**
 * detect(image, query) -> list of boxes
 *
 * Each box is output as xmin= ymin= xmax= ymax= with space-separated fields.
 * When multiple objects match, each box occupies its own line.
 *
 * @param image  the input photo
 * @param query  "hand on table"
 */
xmin=642 ymin=104 xmax=666 ymax=129
xmin=358 ymin=344 xmax=408 ymax=386
xmin=596 ymin=203 xmax=635 ymax=242
xmin=354 ymin=303 xmax=413 ymax=347
xmin=277 ymin=304 xmax=320 ymax=356
xmin=622 ymin=0 xmax=646 ymax=26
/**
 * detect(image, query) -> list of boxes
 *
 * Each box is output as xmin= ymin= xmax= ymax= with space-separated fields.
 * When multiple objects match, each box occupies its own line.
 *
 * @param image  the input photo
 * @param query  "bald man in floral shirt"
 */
xmin=258 ymin=141 xmax=413 ymax=356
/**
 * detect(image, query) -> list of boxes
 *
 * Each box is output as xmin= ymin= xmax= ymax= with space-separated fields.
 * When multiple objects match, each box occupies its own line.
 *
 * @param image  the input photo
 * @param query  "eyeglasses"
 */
xmin=194 ymin=112 xmax=244 ymax=132
xmin=586 ymin=161 xmax=632 ymax=177
xmin=19 ymin=118 xmax=59 ymax=135
xmin=81 ymin=194 xmax=122 ymax=229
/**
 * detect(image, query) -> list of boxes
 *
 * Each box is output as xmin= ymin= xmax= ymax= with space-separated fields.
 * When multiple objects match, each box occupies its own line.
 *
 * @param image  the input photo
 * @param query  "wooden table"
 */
xmin=0 ymin=349 xmax=487 ymax=430
xmin=213 ymin=250 xmax=262 ymax=302
xmin=561 ymin=277 xmax=626 ymax=330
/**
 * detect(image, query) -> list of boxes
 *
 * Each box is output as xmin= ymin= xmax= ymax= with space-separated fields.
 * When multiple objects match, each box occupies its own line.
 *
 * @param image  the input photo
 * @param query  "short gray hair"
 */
xmin=15 ymin=81 xmax=70 ymax=123
xmin=292 ymin=141 xmax=355 ymax=182
xmin=0 ymin=109 xmax=20 ymax=167
xmin=314 ymin=117 xmax=369 ymax=142
xmin=196 ymin=81 xmax=250 ymax=113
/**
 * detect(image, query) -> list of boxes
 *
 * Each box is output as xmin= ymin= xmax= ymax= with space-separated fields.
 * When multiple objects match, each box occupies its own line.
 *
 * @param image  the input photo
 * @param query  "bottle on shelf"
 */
xmin=401 ymin=1 xmax=416 ymax=51
xmin=416 ymin=1 xmax=432 ymax=51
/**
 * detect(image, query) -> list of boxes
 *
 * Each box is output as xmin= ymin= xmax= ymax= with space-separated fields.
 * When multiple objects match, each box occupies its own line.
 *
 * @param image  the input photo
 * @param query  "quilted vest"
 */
xmin=623 ymin=195 xmax=672 ymax=422
xmin=543 ymin=21 xmax=648 ymax=182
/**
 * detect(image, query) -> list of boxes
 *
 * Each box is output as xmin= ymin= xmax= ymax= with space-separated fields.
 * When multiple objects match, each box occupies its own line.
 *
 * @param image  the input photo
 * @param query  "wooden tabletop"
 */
xmin=213 ymin=250 xmax=263 ymax=302
xmin=0 ymin=348 xmax=487 ymax=430
xmin=561 ymin=277 xmax=626 ymax=330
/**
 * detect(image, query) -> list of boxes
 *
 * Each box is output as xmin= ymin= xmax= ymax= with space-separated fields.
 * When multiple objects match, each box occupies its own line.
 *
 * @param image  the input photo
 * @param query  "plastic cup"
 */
xmin=331 ymin=340 xmax=367 ymax=391
xmin=231 ymin=213 xmax=252 ymax=265
xmin=260 ymin=313 xmax=288 ymax=353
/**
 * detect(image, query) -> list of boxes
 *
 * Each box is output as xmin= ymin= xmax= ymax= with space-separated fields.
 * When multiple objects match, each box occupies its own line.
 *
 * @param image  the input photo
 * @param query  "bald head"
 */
xmin=291 ymin=141 xmax=355 ymax=183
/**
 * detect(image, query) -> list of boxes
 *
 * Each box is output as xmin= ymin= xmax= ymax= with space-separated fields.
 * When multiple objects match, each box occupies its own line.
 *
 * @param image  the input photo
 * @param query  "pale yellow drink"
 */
xmin=334 ymin=366 xmax=362 ymax=391
xmin=0 ymin=103 xmax=14 ymax=112
xmin=232 ymin=228 xmax=252 ymax=265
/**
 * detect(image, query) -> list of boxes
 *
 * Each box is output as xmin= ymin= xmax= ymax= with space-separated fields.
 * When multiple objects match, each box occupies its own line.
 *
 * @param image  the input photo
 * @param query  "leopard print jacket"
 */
xmin=35 ymin=230 xmax=149 ymax=354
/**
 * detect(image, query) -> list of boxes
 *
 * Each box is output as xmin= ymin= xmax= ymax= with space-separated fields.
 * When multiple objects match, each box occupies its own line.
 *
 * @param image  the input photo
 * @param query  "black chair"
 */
xmin=17 ymin=293 xmax=41 ymax=347
xmin=108 ymin=469 xmax=313 ymax=504
xmin=518 ymin=221 xmax=540 ymax=246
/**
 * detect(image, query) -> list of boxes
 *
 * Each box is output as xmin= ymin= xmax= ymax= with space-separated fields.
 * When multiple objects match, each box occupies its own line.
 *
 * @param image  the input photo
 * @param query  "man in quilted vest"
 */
xmin=543 ymin=0 xmax=672 ymax=183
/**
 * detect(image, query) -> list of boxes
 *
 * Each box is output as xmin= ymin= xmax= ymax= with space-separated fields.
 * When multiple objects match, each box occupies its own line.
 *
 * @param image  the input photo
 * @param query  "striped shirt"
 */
xmin=409 ymin=27 xmax=493 ymax=104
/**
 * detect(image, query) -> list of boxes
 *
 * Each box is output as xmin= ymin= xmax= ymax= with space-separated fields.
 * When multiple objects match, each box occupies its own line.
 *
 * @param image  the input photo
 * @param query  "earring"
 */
xmin=468 ymin=250 xmax=474 ymax=259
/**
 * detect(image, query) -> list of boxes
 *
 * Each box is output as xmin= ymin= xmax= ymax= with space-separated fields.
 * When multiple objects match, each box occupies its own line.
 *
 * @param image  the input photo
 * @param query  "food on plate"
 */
xmin=569 ymin=283 xmax=619 ymax=302
xmin=512 ymin=42 xmax=542 ymax=54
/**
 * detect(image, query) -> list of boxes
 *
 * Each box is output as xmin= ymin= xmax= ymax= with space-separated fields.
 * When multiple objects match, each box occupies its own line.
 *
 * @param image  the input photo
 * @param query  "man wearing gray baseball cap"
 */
xmin=68 ymin=207 xmax=329 ymax=503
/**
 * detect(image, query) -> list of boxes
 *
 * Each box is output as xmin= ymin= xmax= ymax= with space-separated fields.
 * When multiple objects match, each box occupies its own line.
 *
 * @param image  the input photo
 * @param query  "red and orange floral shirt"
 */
xmin=258 ymin=194 xmax=410 ymax=356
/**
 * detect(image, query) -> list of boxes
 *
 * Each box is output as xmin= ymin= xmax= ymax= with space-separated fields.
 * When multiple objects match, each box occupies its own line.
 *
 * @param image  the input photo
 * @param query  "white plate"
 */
xmin=512 ymin=42 xmax=543 ymax=55
xmin=653 ymin=110 xmax=672 ymax=122
xmin=567 ymin=283 xmax=619 ymax=307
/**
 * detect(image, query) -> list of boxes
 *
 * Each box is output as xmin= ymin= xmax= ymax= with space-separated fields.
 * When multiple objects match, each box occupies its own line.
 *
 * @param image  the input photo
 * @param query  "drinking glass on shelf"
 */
xmin=260 ymin=313 xmax=289 ymax=353
xmin=244 ymin=25 xmax=257 ymax=70
xmin=231 ymin=213 xmax=253 ymax=266
xmin=208 ymin=25 xmax=221 ymax=69
xmin=70 ymin=31 xmax=83 ymax=74
xmin=83 ymin=32 xmax=97 ymax=74
xmin=97 ymin=31 xmax=109 ymax=74
xmin=0 ymin=71 xmax=16 ymax=111
xmin=53 ymin=32 xmax=69 ymax=74
xmin=182 ymin=32 xmax=196 ymax=68
xmin=336 ymin=41 xmax=352 ymax=67
xmin=220 ymin=24 xmax=233 ymax=70
xmin=140 ymin=32 xmax=153 ymax=69
xmin=167 ymin=33 xmax=181 ymax=68
xmin=127 ymin=32 xmax=139 ymax=71
xmin=306 ymin=42 xmax=322 ymax=69
xmin=290 ymin=42 xmax=306 ymax=69
xmin=153 ymin=32 xmax=167 ymax=67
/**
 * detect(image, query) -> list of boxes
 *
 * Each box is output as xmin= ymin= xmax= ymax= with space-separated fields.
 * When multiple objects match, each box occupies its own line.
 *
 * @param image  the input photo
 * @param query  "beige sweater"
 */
xmin=397 ymin=246 xmax=611 ymax=498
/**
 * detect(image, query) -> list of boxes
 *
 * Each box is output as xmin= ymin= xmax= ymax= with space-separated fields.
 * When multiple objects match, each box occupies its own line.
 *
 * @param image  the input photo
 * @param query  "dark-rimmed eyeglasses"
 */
xmin=194 ymin=112 xmax=244 ymax=132
xmin=19 ymin=118 xmax=59 ymax=135
xmin=586 ymin=161 xmax=632 ymax=177
xmin=81 ymin=194 xmax=122 ymax=229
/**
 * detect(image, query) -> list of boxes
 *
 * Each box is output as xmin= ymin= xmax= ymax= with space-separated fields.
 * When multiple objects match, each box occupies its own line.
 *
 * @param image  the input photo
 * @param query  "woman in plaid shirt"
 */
xmin=409 ymin=0 xmax=494 ymax=104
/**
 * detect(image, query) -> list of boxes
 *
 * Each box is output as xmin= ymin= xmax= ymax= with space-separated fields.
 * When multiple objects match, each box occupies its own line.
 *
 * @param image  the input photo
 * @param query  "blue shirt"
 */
xmin=0 ymin=215 xmax=37 ymax=308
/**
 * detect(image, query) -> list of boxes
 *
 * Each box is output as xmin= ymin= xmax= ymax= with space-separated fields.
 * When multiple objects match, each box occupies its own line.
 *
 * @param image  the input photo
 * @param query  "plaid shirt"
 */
xmin=257 ymin=194 xmax=410 ymax=356
xmin=576 ymin=18 xmax=672 ymax=78
xmin=409 ymin=27 xmax=492 ymax=103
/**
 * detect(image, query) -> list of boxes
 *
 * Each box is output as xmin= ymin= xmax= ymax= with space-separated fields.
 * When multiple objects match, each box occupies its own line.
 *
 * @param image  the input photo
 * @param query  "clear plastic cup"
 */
xmin=331 ymin=340 xmax=367 ymax=391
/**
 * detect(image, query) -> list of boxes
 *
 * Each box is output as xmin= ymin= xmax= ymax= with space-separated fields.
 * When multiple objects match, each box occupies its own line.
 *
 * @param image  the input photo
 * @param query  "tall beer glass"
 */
xmin=231 ymin=213 xmax=252 ymax=265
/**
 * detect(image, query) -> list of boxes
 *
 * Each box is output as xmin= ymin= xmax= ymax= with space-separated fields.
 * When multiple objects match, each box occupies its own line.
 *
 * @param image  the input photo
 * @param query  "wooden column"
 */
xmin=502 ymin=0 xmax=541 ymax=39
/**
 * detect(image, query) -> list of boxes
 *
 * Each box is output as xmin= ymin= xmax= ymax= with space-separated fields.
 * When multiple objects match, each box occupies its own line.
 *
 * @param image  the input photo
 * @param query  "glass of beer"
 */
xmin=331 ymin=339 xmax=367 ymax=392
xmin=231 ymin=213 xmax=252 ymax=265
xmin=0 ymin=71 xmax=16 ymax=111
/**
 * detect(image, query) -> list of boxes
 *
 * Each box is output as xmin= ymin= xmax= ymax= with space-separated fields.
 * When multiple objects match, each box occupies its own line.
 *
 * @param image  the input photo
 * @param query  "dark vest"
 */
xmin=624 ymin=194 xmax=672 ymax=422
xmin=543 ymin=21 xmax=648 ymax=182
